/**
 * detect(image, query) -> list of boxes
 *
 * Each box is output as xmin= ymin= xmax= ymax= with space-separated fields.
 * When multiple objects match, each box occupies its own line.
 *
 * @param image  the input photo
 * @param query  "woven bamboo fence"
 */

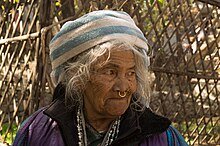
xmin=0 ymin=0 xmax=219 ymax=145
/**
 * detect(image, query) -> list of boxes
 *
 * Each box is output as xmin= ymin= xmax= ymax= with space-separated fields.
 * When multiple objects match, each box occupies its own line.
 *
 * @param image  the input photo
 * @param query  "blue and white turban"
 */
xmin=50 ymin=10 xmax=149 ymax=85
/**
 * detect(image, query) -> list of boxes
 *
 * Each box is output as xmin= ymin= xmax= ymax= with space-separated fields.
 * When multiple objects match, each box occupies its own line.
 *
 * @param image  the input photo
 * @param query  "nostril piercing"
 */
xmin=118 ymin=91 xmax=127 ymax=97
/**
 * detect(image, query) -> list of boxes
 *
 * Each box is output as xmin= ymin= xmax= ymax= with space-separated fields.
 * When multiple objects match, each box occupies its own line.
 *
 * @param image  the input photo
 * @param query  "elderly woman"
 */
xmin=13 ymin=10 xmax=188 ymax=146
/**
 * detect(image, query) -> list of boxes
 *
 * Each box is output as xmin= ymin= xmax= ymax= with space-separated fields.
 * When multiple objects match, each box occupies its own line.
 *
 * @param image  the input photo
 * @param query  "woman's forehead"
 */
xmin=94 ymin=47 xmax=135 ymax=68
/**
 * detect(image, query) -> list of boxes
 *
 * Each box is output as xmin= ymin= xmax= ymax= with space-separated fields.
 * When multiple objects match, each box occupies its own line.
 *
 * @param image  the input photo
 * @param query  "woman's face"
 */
xmin=84 ymin=47 xmax=137 ymax=119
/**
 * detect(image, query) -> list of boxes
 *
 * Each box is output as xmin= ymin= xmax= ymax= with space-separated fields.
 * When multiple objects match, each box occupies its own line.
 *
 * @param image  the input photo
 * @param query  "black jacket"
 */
xmin=44 ymin=84 xmax=171 ymax=146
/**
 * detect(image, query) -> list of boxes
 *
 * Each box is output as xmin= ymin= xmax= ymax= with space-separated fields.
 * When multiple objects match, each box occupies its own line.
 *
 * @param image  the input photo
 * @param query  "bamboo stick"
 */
xmin=150 ymin=66 xmax=220 ymax=80
xmin=0 ymin=32 xmax=40 ymax=44
xmin=196 ymin=0 xmax=220 ymax=7
xmin=0 ymin=4 xmax=40 ymax=108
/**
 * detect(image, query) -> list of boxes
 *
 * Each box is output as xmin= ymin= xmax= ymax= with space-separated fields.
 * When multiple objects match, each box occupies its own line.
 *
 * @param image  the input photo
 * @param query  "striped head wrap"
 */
xmin=50 ymin=10 xmax=149 ymax=85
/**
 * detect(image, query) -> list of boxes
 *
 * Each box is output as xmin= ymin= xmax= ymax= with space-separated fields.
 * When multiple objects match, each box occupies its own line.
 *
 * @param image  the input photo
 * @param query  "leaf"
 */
xmin=1 ymin=5 xmax=5 ymax=10
xmin=13 ymin=0 xmax=20 ymax=4
xmin=56 ymin=1 xmax=61 ymax=7
xmin=149 ymin=0 xmax=154 ymax=5
xmin=158 ymin=0 xmax=164 ymax=5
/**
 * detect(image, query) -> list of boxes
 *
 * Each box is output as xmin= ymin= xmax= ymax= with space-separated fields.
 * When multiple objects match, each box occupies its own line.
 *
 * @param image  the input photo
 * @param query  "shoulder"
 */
xmin=138 ymin=108 xmax=171 ymax=135
xmin=165 ymin=126 xmax=189 ymax=146
xmin=12 ymin=107 xmax=64 ymax=146
xmin=140 ymin=126 xmax=189 ymax=146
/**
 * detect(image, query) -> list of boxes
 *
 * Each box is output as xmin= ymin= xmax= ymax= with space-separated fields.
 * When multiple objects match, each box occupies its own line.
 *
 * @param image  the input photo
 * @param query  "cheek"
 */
xmin=90 ymin=78 xmax=114 ymax=98
xmin=129 ymin=78 xmax=137 ymax=93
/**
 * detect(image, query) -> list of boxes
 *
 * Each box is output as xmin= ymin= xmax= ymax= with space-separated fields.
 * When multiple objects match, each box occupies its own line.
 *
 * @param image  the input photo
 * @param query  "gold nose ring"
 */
xmin=118 ymin=91 xmax=127 ymax=97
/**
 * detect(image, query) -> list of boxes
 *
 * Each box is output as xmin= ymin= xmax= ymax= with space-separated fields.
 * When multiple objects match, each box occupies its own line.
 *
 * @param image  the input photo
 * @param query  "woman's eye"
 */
xmin=127 ymin=71 xmax=135 ymax=76
xmin=104 ymin=69 xmax=115 ymax=75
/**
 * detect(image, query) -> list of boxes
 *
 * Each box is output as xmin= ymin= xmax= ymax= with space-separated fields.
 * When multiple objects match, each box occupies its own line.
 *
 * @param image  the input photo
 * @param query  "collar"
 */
xmin=111 ymin=107 xmax=171 ymax=146
xmin=44 ymin=83 xmax=78 ymax=146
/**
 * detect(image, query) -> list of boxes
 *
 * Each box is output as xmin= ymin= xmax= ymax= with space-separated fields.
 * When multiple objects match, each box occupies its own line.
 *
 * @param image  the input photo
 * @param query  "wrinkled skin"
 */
xmin=84 ymin=46 xmax=137 ymax=131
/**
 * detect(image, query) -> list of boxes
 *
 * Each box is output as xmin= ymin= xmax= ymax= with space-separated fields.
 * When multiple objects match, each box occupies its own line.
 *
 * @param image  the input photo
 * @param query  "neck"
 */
xmin=77 ymin=106 xmax=121 ymax=146
xmin=84 ymin=112 xmax=116 ymax=132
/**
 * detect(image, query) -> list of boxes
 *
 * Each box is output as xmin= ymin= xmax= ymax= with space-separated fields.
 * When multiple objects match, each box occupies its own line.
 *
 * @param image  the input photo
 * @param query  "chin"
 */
xmin=108 ymin=108 xmax=128 ymax=117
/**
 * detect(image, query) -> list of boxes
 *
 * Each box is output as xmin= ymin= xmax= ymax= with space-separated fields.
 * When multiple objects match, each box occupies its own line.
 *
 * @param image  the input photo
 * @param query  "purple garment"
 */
xmin=140 ymin=126 xmax=188 ymax=146
xmin=12 ymin=108 xmax=188 ymax=146
xmin=28 ymin=111 xmax=64 ymax=146
xmin=140 ymin=132 xmax=168 ymax=146
xmin=12 ymin=108 xmax=64 ymax=146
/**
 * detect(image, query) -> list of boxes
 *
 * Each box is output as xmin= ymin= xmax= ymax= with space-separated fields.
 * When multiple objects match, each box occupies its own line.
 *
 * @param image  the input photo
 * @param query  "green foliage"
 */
xmin=149 ymin=0 xmax=164 ymax=5
xmin=158 ymin=0 xmax=164 ymax=5
xmin=56 ymin=1 xmax=61 ymax=7
xmin=173 ymin=118 xmax=220 ymax=144
xmin=1 ymin=0 xmax=20 ymax=3
xmin=13 ymin=0 xmax=19 ymax=3
xmin=1 ymin=123 xmax=18 ymax=144
xmin=1 ymin=5 xmax=5 ymax=10
xmin=150 ymin=0 xmax=154 ymax=5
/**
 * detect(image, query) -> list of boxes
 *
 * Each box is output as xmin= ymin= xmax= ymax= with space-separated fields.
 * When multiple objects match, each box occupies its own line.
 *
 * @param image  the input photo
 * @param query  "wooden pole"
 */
xmin=196 ymin=0 xmax=220 ymax=7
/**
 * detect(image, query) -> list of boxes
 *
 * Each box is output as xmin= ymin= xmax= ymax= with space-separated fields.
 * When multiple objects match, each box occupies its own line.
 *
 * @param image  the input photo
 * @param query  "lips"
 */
xmin=106 ymin=96 xmax=128 ymax=103
xmin=109 ymin=97 xmax=126 ymax=100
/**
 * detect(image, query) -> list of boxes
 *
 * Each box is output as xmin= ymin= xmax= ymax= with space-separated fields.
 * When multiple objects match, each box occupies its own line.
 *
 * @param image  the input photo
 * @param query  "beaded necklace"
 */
xmin=77 ymin=107 xmax=121 ymax=146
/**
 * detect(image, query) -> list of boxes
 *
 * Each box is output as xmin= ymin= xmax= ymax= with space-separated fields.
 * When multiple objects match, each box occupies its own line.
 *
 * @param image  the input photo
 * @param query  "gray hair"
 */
xmin=59 ymin=40 xmax=152 ymax=111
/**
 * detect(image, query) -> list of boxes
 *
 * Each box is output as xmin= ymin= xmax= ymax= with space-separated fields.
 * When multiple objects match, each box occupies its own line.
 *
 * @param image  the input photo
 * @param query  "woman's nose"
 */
xmin=112 ymin=77 xmax=129 ymax=92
